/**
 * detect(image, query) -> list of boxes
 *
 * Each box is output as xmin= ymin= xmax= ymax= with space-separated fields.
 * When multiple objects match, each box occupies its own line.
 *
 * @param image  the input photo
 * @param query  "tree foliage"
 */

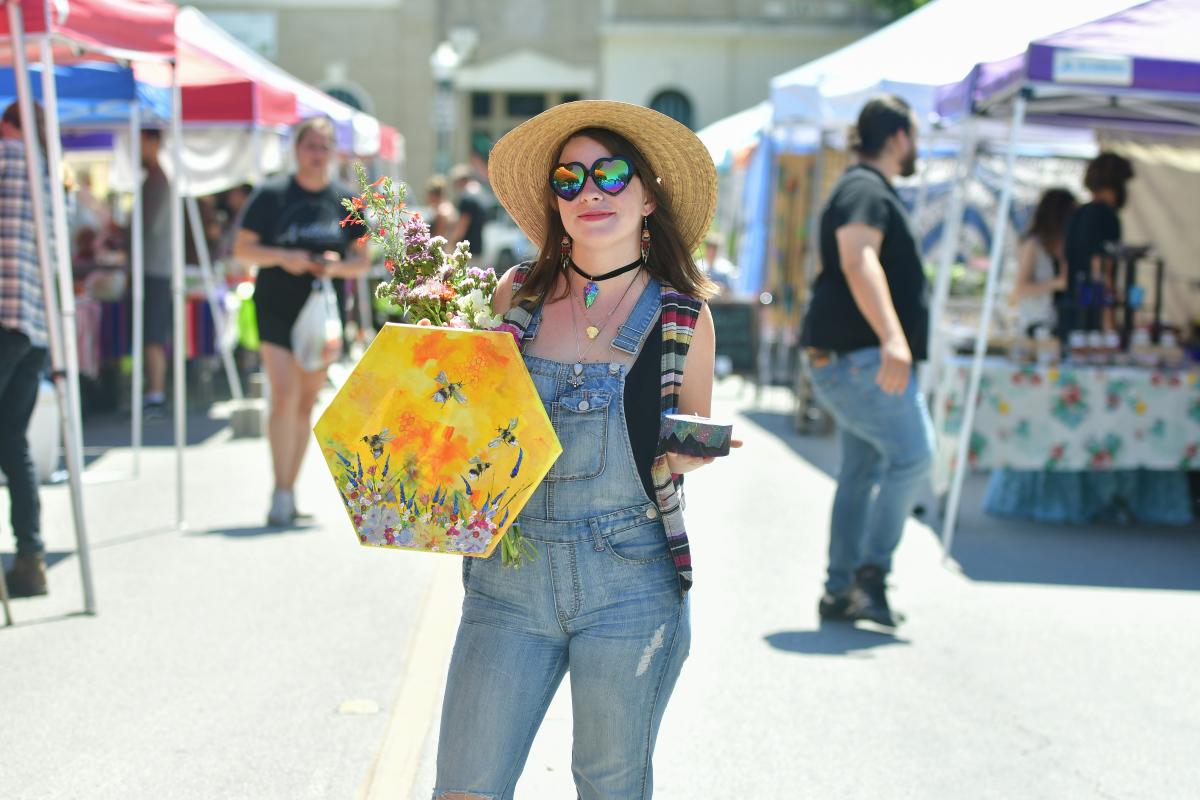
xmin=873 ymin=0 xmax=932 ymax=17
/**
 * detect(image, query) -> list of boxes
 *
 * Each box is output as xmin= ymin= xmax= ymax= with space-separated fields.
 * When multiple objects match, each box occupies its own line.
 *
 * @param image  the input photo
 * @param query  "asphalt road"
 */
xmin=3 ymin=380 xmax=1199 ymax=799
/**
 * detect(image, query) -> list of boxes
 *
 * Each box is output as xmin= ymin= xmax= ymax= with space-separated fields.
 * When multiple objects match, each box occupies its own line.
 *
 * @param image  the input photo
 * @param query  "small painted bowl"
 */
xmin=660 ymin=414 xmax=733 ymax=458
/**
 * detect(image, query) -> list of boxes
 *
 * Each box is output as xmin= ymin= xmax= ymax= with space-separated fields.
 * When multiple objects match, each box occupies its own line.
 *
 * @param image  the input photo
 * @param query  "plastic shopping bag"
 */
xmin=291 ymin=278 xmax=343 ymax=371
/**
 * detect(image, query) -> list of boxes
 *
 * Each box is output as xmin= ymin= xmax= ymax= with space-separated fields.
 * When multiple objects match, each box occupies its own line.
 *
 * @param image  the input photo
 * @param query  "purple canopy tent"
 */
xmin=934 ymin=0 xmax=1200 ymax=557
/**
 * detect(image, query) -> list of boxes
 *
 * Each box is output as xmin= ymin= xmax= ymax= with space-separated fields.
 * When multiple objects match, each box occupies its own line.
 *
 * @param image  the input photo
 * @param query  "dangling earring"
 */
xmin=560 ymin=234 xmax=572 ymax=271
xmin=640 ymin=216 xmax=652 ymax=263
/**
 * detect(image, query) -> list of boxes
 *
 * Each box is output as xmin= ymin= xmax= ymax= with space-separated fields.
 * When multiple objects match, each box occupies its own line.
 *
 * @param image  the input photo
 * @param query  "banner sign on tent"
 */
xmin=1053 ymin=51 xmax=1133 ymax=87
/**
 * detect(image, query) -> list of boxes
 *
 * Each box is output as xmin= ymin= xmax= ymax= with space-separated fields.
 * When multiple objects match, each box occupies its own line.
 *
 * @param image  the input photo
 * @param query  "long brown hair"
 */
xmin=1024 ymin=187 xmax=1077 ymax=253
xmin=517 ymin=127 xmax=717 ymax=303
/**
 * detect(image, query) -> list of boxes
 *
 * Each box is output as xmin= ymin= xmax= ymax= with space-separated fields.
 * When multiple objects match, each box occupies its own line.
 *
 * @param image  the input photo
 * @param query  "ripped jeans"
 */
xmin=434 ymin=505 xmax=690 ymax=800
xmin=434 ymin=358 xmax=690 ymax=800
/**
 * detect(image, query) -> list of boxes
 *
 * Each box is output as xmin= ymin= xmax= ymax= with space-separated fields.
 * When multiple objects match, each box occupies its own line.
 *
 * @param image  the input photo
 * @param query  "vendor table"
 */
xmin=933 ymin=356 xmax=1200 ymax=494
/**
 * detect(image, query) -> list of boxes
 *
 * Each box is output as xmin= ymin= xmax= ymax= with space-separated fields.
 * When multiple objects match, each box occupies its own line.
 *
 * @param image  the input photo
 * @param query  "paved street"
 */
xmin=3 ymin=379 xmax=1200 ymax=799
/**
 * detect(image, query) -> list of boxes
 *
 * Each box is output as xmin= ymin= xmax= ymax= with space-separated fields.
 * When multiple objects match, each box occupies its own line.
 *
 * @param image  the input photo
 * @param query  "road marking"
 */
xmin=356 ymin=557 xmax=462 ymax=800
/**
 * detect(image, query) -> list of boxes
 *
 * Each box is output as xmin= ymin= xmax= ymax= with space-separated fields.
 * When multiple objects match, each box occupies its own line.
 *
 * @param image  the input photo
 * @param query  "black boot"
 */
xmin=852 ymin=565 xmax=903 ymax=628
xmin=818 ymin=588 xmax=857 ymax=621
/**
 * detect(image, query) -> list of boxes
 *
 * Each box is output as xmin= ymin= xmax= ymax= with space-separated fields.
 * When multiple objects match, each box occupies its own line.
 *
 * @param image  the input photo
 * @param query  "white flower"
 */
xmin=456 ymin=288 xmax=489 ymax=316
xmin=473 ymin=309 xmax=503 ymax=329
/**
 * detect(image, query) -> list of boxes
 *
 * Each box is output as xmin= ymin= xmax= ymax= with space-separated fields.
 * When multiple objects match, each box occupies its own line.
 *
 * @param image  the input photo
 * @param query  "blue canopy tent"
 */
xmin=0 ymin=60 xmax=170 ymax=125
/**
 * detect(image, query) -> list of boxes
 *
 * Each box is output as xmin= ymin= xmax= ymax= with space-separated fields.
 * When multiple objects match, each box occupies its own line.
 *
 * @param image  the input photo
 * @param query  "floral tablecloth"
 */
xmin=932 ymin=357 xmax=1200 ymax=493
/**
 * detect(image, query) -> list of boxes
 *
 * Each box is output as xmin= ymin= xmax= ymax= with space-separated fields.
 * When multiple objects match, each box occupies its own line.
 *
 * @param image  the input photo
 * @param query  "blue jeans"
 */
xmin=0 ymin=327 xmax=46 ymax=555
xmin=805 ymin=347 xmax=934 ymax=593
xmin=435 ymin=286 xmax=689 ymax=800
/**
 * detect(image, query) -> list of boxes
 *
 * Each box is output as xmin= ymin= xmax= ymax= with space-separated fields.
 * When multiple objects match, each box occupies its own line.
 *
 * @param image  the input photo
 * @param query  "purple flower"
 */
xmin=493 ymin=322 xmax=523 ymax=346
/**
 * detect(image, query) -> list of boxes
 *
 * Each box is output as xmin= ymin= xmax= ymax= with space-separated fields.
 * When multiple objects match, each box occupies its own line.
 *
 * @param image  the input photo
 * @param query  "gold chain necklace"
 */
xmin=567 ymin=271 xmax=642 ymax=388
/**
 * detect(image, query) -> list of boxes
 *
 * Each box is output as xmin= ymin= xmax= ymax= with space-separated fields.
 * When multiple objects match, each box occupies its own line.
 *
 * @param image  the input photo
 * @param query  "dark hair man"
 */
xmin=0 ymin=101 xmax=52 ymax=596
xmin=800 ymin=95 xmax=933 ymax=628
xmin=1059 ymin=152 xmax=1135 ymax=336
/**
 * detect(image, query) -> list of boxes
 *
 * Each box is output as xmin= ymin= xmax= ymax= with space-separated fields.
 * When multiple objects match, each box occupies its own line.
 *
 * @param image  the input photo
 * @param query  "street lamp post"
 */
xmin=429 ymin=41 xmax=461 ymax=175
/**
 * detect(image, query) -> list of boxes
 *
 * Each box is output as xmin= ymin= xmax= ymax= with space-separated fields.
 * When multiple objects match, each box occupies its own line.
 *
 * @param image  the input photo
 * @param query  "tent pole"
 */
xmin=921 ymin=120 xmax=977 ymax=396
xmin=6 ymin=6 xmax=96 ymax=615
xmin=129 ymin=104 xmax=144 ymax=475
xmin=941 ymin=95 xmax=1027 ymax=560
xmin=38 ymin=40 xmax=86 ymax=472
xmin=803 ymin=129 xmax=826 ymax=288
xmin=250 ymin=127 xmax=264 ymax=183
xmin=184 ymin=194 xmax=243 ymax=400
xmin=170 ymin=62 xmax=187 ymax=530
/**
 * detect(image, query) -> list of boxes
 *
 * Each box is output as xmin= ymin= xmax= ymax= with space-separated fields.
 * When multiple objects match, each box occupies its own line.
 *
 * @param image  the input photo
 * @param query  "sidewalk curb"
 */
xmin=356 ymin=557 xmax=461 ymax=800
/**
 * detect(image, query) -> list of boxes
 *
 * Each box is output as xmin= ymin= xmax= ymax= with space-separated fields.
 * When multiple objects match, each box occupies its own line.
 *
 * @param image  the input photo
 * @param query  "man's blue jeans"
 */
xmin=804 ymin=347 xmax=934 ymax=594
xmin=0 ymin=327 xmax=47 ymax=556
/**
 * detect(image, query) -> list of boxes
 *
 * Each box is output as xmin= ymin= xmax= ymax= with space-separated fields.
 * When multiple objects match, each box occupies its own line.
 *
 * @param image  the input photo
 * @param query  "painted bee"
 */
xmin=466 ymin=456 xmax=492 ymax=480
xmin=431 ymin=371 xmax=468 ymax=405
xmin=488 ymin=418 xmax=520 ymax=448
xmin=360 ymin=428 xmax=395 ymax=459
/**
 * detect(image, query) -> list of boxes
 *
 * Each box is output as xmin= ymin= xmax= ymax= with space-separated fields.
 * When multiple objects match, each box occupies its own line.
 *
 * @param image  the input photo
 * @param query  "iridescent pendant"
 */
xmin=583 ymin=282 xmax=599 ymax=308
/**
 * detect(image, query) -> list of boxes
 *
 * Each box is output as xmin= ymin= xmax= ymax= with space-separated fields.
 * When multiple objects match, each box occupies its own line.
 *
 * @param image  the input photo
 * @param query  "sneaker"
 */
xmin=5 ymin=553 xmax=48 ymax=598
xmin=851 ymin=565 xmax=904 ymax=628
xmin=818 ymin=589 xmax=857 ymax=621
xmin=143 ymin=400 xmax=167 ymax=421
xmin=266 ymin=489 xmax=294 ymax=527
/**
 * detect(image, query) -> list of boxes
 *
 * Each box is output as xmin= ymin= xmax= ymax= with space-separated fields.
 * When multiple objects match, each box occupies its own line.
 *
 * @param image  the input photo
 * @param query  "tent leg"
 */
xmin=184 ymin=195 xmax=243 ymax=400
xmin=7 ymin=7 xmax=97 ymax=615
xmin=0 ymin=560 xmax=11 ymax=625
xmin=40 ymin=41 xmax=97 ymax=612
xmin=170 ymin=63 xmax=187 ymax=530
xmin=941 ymin=96 xmax=1027 ymax=561
xmin=130 ymin=105 xmax=144 ymax=476
xmin=922 ymin=121 xmax=977 ymax=396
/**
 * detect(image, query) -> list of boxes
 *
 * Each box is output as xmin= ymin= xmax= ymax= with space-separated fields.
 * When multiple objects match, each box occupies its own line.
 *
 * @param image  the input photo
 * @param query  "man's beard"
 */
xmin=900 ymin=146 xmax=917 ymax=178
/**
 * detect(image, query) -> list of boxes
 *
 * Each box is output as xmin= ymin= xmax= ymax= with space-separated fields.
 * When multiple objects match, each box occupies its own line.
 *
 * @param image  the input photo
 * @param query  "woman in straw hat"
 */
xmin=433 ymin=101 xmax=731 ymax=800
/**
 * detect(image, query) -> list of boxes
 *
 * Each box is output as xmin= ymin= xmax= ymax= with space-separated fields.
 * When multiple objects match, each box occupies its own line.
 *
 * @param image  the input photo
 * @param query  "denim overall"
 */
xmin=434 ymin=279 xmax=690 ymax=800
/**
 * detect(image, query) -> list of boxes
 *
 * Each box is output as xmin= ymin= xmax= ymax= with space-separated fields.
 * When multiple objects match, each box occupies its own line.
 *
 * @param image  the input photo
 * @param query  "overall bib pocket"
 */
xmin=549 ymin=390 xmax=611 ymax=480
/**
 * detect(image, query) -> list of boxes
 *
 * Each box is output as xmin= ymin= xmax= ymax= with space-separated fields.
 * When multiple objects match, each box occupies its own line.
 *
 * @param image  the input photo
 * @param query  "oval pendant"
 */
xmin=586 ymin=326 xmax=600 ymax=340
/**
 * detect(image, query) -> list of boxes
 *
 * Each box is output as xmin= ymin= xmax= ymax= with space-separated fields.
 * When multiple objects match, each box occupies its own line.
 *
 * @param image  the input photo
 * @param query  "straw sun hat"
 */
xmin=488 ymin=100 xmax=717 ymax=253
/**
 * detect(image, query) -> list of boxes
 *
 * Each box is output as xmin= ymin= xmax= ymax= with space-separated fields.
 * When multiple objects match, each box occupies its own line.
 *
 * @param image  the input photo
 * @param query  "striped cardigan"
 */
xmin=503 ymin=264 xmax=703 ymax=594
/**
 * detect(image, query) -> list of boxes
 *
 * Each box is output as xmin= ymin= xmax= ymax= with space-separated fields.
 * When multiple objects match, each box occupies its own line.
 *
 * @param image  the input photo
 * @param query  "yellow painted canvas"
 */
xmin=314 ymin=323 xmax=561 ymax=557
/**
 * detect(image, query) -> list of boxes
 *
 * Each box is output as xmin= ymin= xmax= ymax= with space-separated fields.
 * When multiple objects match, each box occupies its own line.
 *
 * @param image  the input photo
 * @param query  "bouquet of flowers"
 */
xmin=332 ymin=165 xmax=542 ymax=567
xmin=340 ymin=164 xmax=522 ymax=341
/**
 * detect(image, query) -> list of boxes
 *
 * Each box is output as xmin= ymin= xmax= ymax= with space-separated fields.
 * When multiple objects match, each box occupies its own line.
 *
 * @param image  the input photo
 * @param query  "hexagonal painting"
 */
xmin=314 ymin=323 xmax=561 ymax=557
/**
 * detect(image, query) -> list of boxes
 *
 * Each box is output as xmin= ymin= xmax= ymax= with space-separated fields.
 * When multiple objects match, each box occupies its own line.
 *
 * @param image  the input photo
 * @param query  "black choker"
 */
xmin=570 ymin=258 xmax=642 ymax=308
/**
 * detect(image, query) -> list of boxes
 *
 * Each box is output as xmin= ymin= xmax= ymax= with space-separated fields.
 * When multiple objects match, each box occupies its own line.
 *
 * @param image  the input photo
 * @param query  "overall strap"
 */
xmin=610 ymin=277 xmax=663 ymax=356
xmin=500 ymin=262 xmax=540 ymax=351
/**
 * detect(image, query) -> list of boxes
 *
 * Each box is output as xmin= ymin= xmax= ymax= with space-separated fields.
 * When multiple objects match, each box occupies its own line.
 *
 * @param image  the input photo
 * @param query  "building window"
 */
xmin=471 ymin=92 xmax=492 ymax=119
xmin=325 ymin=86 xmax=366 ymax=112
xmin=505 ymin=93 xmax=546 ymax=117
xmin=649 ymin=89 xmax=693 ymax=130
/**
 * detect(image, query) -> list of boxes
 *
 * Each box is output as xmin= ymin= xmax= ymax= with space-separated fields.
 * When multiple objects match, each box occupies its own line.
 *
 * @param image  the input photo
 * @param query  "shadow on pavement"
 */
xmin=197 ymin=521 xmax=320 ymax=538
xmin=764 ymin=623 xmax=909 ymax=657
xmin=82 ymin=410 xmax=230 ymax=454
xmin=743 ymin=408 xmax=1200 ymax=592
xmin=949 ymin=514 xmax=1200 ymax=591
xmin=740 ymin=409 xmax=839 ymax=479
xmin=1 ymin=550 xmax=73 ymax=571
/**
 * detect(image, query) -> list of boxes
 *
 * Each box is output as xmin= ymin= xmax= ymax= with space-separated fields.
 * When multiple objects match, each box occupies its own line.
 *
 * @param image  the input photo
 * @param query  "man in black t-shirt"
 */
xmin=800 ymin=96 xmax=934 ymax=629
xmin=1059 ymin=152 xmax=1134 ymax=337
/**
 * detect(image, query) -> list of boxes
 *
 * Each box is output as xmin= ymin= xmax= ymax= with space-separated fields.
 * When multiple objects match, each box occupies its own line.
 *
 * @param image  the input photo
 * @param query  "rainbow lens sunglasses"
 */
xmin=549 ymin=156 xmax=635 ymax=201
